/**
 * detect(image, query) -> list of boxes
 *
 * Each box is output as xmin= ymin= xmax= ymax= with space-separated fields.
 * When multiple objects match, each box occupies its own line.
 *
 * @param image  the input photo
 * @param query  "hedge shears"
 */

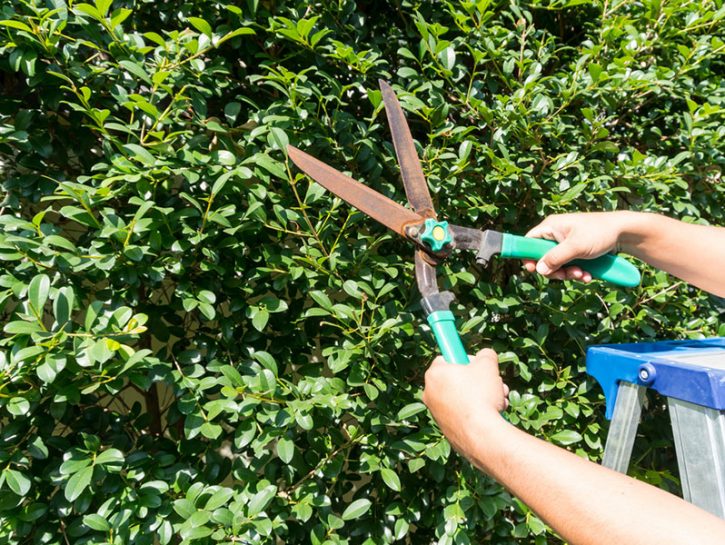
xmin=287 ymin=81 xmax=640 ymax=364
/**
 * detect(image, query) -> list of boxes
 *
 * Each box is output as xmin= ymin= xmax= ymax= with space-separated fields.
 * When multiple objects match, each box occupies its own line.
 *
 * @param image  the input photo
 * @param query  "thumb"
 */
xmin=536 ymin=239 xmax=581 ymax=275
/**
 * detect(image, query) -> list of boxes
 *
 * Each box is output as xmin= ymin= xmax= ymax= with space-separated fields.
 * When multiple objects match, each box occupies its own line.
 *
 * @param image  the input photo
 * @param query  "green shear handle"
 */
xmin=427 ymin=311 xmax=469 ymax=365
xmin=501 ymin=234 xmax=641 ymax=288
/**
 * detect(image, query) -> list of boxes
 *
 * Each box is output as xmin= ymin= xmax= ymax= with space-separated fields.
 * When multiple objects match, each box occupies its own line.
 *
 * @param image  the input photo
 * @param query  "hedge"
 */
xmin=0 ymin=0 xmax=723 ymax=544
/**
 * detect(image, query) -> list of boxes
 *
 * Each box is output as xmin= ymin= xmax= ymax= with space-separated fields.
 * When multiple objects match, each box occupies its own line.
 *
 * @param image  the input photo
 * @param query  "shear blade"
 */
xmin=379 ymin=80 xmax=437 ymax=219
xmin=287 ymin=145 xmax=424 ymax=237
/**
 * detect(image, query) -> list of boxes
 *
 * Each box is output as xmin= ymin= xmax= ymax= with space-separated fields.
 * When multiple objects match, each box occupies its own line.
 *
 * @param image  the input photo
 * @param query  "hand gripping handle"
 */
xmin=427 ymin=310 xmax=469 ymax=364
xmin=500 ymin=234 xmax=640 ymax=287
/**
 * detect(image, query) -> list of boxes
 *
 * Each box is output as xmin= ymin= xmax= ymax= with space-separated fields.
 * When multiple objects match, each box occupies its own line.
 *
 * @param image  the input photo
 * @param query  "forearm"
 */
xmin=466 ymin=416 xmax=725 ymax=545
xmin=615 ymin=211 xmax=725 ymax=296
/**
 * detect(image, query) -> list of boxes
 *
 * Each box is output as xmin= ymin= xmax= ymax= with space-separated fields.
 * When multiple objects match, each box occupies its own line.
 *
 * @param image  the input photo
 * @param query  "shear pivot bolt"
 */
xmin=420 ymin=219 xmax=453 ymax=253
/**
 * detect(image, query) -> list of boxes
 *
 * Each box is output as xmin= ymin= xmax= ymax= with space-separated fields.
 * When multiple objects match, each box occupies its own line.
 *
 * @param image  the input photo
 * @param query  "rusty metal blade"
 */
xmin=379 ymin=80 xmax=437 ymax=219
xmin=287 ymin=145 xmax=423 ymax=236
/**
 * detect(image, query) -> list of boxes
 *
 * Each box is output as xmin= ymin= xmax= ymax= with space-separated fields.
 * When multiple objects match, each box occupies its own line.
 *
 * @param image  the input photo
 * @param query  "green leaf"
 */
xmin=309 ymin=291 xmax=333 ymax=311
xmin=173 ymin=498 xmax=195 ymax=519
xmin=204 ymin=487 xmax=234 ymax=510
xmin=124 ymin=245 xmax=144 ymax=261
xmin=28 ymin=436 xmax=48 ymax=460
xmin=341 ymin=498 xmax=372 ymax=520
xmin=37 ymin=354 xmax=66 ymax=384
xmin=7 ymin=397 xmax=30 ymax=416
xmin=251 ymin=153 xmax=286 ymax=180
xmin=248 ymin=485 xmax=277 ymax=516
xmin=72 ymin=3 xmax=102 ymax=20
xmin=188 ymin=17 xmax=212 ymax=37
xmin=180 ymin=527 xmax=213 ymax=540
xmin=397 ymin=402 xmax=426 ymax=420
xmin=380 ymin=468 xmax=401 ymax=491
xmin=527 ymin=513 xmax=547 ymax=535
xmin=200 ymin=422 xmax=222 ymax=439
xmin=215 ymin=26 xmax=255 ymax=47
xmin=4 ymin=321 xmax=41 ymax=334
xmin=123 ymin=143 xmax=155 ymax=165
xmin=588 ymin=62 xmax=603 ymax=82
xmin=89 ymin=339 xmax=113 ymax=364
xmin=267 ymin=127 xmax=289 ymax=150
xmin=158 ymin=520 xmax=173 ymax=544
xmin=224 ymin=102 xmax=241 ymax=123
xmin=94 ymin=0 xmax=113 ymax=17
xmin=198 ymin=290 xmax=216 ymax=304
xmin=118 ymin=60 xmax=152 ymax=84
xmin=198 ymin=302 xmax=216 ymax=320
xmin=95 ymin=448 xmax=124 ymax=467
xmin=110 ymin=8 xmax=133 ymax=28
xmin=13 ymin=346 xmax=45 ymax=363
xmin=212 ymin=170 xmax=235 ymax=195
xmin=5 ymin=469 xmax=31 ymax=496
xmin=0 ymin=20 xmax=33 ymax=32
xmin=83 ymin=513 xmax=110 ymax=531
xmin=85 ymin=301 xmax=103 ymax=330
xmin=550 ymin=430 xmax=583 ymax=446
xmin=251 ymin=308 xmax=269 ymax=331
xmin=276 ymin=437 xmax=294 ymax=463
xmin=253 ymin=351 xmax=277 ymax=375
xmin=60 ymin=455 xmax=91 ymax=476
xmin=53 ymin=286 xmax=75 ymax=325
xmin=220 ymin=365 xmax=244 ymax=387
xmin=65 ymin=465 xmax=93 ymax=502
xmin=28 ymin=274 xmax=50 ymax=315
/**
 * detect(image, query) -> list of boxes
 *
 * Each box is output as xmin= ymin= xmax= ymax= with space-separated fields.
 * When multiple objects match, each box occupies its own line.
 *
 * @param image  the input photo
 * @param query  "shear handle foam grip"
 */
xmin=427 ymin=310 xmax=469 ymax=364
xmin=500 ymin=234 xmax=641 ymax=288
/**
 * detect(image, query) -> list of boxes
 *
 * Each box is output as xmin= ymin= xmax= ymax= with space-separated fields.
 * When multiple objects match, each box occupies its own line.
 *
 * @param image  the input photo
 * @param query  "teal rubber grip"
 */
xmin=500 ymin=234 xmax=641 ymax=287
xmin=427 ymin=310 xmax=469 ymax=365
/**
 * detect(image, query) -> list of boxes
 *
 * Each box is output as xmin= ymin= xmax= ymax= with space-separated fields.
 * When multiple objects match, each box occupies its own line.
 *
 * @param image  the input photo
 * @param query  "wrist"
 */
xmin=458 ymin=411 xmax=514 ymax=474
xmin=612 ymin=211 xmax=657 ymax=256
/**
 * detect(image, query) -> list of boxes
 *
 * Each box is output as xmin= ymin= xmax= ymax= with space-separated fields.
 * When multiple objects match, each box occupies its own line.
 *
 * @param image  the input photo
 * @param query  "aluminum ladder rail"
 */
xmin=587 ymin=339 xmax=725 ymax=518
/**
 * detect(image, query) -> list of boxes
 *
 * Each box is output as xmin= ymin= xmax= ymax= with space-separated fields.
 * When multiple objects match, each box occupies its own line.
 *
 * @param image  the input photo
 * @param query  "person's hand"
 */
xmin=522 ymin=212 xmax=624 ymax=282
xmin=422 ymin=349 xmax=509 ymax=459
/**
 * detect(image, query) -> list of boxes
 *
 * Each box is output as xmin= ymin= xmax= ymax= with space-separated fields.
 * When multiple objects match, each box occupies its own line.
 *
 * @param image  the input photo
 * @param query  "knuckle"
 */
xmin=477 ymin=348 xmax=498 ymax=362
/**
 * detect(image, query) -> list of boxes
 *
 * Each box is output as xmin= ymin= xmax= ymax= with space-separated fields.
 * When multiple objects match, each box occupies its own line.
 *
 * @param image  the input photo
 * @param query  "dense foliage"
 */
xmin=0 ymin=0 xmax=723 ymax=543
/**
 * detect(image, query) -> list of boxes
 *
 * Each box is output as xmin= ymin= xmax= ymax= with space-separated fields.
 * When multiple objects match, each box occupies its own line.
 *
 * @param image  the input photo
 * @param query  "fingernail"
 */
xmin=536 ymin=262 xmax=551 ymax=275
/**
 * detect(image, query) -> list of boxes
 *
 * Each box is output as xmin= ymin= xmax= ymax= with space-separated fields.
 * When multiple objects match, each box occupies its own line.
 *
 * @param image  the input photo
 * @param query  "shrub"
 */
xmin=0 ymin=0 xmax=722 ymax=544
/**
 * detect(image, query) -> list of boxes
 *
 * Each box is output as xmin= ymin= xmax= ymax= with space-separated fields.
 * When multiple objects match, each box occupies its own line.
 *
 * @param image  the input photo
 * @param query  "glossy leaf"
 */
xmin=341 ymin=498 xmax=372 ymax=520
xmin=64 ymin=466 xmax=93 ymax=502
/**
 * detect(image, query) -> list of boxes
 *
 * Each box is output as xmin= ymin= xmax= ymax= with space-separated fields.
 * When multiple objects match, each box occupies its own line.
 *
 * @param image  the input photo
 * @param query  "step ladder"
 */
xmin=587 ymin=338 xmax=725 ymax=518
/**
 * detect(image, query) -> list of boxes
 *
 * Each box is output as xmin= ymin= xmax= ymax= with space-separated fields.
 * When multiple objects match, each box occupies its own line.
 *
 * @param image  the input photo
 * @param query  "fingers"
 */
xmin=524 ymin=215 xmax=590 ymax=281
xmin=473 ymin=347 xmax=498 ymax=363
xmin=525 ymin=218 xmax=559 ymax=240
xmin=473 ymin=349 xmax=510 ymax=411
xmin=524 ymin=262 xmax=593 ymax=282
xmin=536 ymin=240 xmax=584 ymax=276
xmin=428 ymin=349 xmax=496 ymax=372
xmin=564 ymin=266 xmax=592 ymax=282
xmin=425 ymin=348 xmax=511 ymax=414
xmin=524 ymin=260 xmax=592 ymax=282
xmin=430 ymin=355 xmax=447 ymax=367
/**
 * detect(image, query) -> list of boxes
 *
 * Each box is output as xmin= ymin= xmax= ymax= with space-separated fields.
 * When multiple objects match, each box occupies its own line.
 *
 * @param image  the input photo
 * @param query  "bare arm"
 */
xmin=524 ymin=211 xmax=725 ymax=297
xmin=423 ymin=350 xmax=725 ymax=545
